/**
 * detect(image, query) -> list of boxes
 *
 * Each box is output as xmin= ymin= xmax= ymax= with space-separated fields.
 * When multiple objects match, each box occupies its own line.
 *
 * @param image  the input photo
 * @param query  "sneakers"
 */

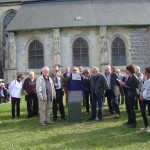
xmin=40 ymin=123 xmax=46 ymax=126
xmin=140 ymin=127 xmax=149 ymax=131
xmin=146 ymin=129 xmax=150 ymax=133
xmin=140 ymin=127 xmax=150 ymax=132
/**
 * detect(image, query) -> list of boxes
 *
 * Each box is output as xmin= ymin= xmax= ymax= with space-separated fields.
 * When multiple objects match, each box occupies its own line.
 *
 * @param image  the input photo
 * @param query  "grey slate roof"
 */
xmin=0 ymin=0 xmax=39 ymax=3
xmin=6 ymin=0 xmax=150 ymax=31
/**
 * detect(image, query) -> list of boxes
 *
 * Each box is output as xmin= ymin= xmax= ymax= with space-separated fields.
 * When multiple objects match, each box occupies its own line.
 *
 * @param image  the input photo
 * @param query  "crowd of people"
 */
xmin=1 ymin=64 xmax=150 ymax=133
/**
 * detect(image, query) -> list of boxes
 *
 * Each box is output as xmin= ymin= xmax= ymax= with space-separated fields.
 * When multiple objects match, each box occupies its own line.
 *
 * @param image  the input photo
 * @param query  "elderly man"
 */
xmin=89 ymin=67 xmax=108 ymax=121
xmin=50 ymin=66 xmax=66 ymax=121
xmin=36 ymin=67 xmax=56 ymax=126
xmin=105 ymin=65 xmax=120 ymax=118
xmin=23 ymin=71 xmax=38 ymax=118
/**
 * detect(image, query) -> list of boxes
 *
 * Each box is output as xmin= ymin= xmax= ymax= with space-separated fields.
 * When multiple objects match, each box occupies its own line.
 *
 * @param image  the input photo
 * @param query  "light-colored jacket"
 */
xmin=36 ymin=75 xmax=56 ymax=101
xmin=9 ymin=80 xmax=22 ymax=98
xmin=140 ymin=79 xmax=150 ymax=100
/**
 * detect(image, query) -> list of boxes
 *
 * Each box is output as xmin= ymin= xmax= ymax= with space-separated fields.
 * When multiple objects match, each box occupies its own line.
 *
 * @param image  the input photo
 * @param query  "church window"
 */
xmin=111 ymin=37 xmax=126 ymax=66
xmin=73 ymin=37 xmax=89 ymax=66
xmin=28 ymin=40 xmax=44 ymax=69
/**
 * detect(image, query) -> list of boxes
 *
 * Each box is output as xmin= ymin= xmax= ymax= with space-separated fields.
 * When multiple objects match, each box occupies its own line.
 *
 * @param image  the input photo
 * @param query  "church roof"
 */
xmin=6 ymin=0 xmax=150 ymax=31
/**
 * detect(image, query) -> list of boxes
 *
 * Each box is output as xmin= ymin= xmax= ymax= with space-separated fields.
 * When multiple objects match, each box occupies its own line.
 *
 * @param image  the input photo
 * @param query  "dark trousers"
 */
xmin=139 ymin=100 xmax=150 ymax=127
xmin=91 ymin=94 xmax=104 ymax=120
xmin=118 ymin=87 xmax=125 ymax=105
xmin=53 ymin=89 xmax=65 ymax=119
xmin=126 ymin=95 xmax=136 ymax=124
xmin=84 ymin=92 xmax=91 ymax=113
xmin=82 ymin=92 xmax=86 ymax=106
xmin=11 ymin=97 xmax=20 ymax=118
xmin=25 ymin=94 xmax=38 ymax=118
xmin=106 ymin=90 xmax=120 ymax=115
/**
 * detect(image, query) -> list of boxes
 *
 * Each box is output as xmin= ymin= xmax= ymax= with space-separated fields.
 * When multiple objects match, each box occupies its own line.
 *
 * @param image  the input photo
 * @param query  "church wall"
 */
xmin=107 ymin=26 xmax=149 ymax=73
xmin=0 ymin=4 xmax=21 ymax=79
xmin=7 ymin=25 xmax=150 ymax=80
xmin=15 ymin=30 xmax=54 ymax=78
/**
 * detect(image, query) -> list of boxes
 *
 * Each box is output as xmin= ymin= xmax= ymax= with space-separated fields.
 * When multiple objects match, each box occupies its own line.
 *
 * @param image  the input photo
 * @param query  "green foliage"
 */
xmin=0 ymin=97 xmax=150 ymax=150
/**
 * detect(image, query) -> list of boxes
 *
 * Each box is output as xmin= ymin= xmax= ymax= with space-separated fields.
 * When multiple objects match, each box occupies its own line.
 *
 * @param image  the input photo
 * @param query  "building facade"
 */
xmin=0 ymin=0 xmax=150 ymax=82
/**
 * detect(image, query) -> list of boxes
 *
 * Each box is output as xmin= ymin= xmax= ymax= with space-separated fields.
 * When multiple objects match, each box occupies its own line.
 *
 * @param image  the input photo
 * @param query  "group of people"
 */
xmin=0 ymin=82 xmax=10 ymax=104
xmin=3 ymin=64 xmax=150 ymax=133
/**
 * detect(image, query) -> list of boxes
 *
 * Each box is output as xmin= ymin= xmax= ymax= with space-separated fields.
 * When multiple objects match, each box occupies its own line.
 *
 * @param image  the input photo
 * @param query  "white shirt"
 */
xmin=9 ymin=80 xmax=22 ymax=98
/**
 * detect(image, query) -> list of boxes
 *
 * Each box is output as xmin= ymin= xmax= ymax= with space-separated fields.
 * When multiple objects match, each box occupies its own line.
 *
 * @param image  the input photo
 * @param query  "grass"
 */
xmin=0 ymin=95 xmax=150 ymax=150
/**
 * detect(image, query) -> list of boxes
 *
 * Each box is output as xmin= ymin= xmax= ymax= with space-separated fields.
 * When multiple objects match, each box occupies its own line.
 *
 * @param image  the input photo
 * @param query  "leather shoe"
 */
xmin=61 ymin=117 xmax=67 ymax=121
xmin=46 ymin=121 xmax=54 ymax=124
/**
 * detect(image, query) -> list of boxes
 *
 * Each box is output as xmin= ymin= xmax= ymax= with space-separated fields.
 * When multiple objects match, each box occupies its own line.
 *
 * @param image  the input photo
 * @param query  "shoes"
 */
xmin=146 ymin=129 xmax=150 ymax=133
xmin=46 ymin=121 xmax=54 ymax=124
xmin=129 ymin=123 xmax=137 ymax=128
xmin=97 ymin=119 xmax=103 ymax=122
xmin=61 ymin=117 xmax=67 ymax=121
xmin=140 ymin=127 xmax=149 ymax=131
xmin=40 ymin=123 xmax=46 ymax=126
xmin=106 ymin=113 xmax=114 ymax=116
xmin=115 ymin=114 xmax=120 ymax=118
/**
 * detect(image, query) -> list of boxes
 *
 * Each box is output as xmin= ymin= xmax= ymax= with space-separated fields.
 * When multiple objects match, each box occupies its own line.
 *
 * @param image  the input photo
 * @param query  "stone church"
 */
xmin=0 ymin=0 xmax=150 ymax=82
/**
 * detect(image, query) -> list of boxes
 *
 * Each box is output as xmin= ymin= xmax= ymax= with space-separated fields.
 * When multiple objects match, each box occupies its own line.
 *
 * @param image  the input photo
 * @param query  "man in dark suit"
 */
xmin=105 ymin=65 xmax=120 ymax=118
xmin=89 ymin=67 xmax=108 ymax=121
xmin=50 ymin=66 xmax=66 ymax=121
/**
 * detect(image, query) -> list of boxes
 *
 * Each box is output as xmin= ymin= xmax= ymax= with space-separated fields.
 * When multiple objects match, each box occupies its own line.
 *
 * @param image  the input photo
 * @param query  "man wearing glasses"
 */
xmin=50 ymin=66 xmax=66 ymax=121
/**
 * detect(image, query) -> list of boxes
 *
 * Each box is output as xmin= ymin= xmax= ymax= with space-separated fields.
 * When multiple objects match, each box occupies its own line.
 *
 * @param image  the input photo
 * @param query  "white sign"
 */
xmin=72 ymin=74 xmax=81 ymax=81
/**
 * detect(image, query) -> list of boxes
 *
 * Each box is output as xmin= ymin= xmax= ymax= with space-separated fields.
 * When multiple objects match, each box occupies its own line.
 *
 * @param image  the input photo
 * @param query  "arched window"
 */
xmin=73 ymin=37 xmax=89 ymax=66
xmin=28 ymin=40 xmax=44 ymax=69
xmin=111 ymin=37 xmax=126 ymax=66
xmin=3 ymin=11 xmax=16 ymax=44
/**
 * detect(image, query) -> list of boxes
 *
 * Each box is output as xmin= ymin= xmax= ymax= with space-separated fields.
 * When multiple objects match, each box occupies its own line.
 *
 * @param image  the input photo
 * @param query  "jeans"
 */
xmin=139 ymin=100 xmax=150 ymax=127
xmin=91 ymin=94 xmax=104 ymax=120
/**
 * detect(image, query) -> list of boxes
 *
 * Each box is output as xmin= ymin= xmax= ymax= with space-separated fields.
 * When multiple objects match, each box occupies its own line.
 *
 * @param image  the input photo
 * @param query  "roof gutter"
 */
xmin=6 ymin=24 xmax=150 ymax=32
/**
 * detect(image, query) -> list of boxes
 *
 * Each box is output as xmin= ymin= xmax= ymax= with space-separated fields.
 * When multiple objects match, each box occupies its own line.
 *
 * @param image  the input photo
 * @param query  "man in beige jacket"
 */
xmin=36 ymin=67 xmax=56 ymax=126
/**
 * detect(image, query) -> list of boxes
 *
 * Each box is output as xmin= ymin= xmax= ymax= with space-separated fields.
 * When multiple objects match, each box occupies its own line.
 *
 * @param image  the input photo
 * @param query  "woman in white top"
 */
xmin=9 ymin=74 xmax=24 ymax=119
xmin=140 ymin=67 xmax=150 ymax=132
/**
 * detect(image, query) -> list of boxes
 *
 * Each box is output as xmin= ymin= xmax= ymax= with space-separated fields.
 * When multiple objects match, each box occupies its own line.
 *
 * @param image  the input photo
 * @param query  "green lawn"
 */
xmin=0 ymin=96 xmax=150 ymax=150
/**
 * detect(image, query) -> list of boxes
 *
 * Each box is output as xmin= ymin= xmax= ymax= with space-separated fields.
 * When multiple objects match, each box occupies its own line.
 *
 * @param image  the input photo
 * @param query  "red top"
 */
xmin=23 ymin=78 xmax=37 ymax=94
